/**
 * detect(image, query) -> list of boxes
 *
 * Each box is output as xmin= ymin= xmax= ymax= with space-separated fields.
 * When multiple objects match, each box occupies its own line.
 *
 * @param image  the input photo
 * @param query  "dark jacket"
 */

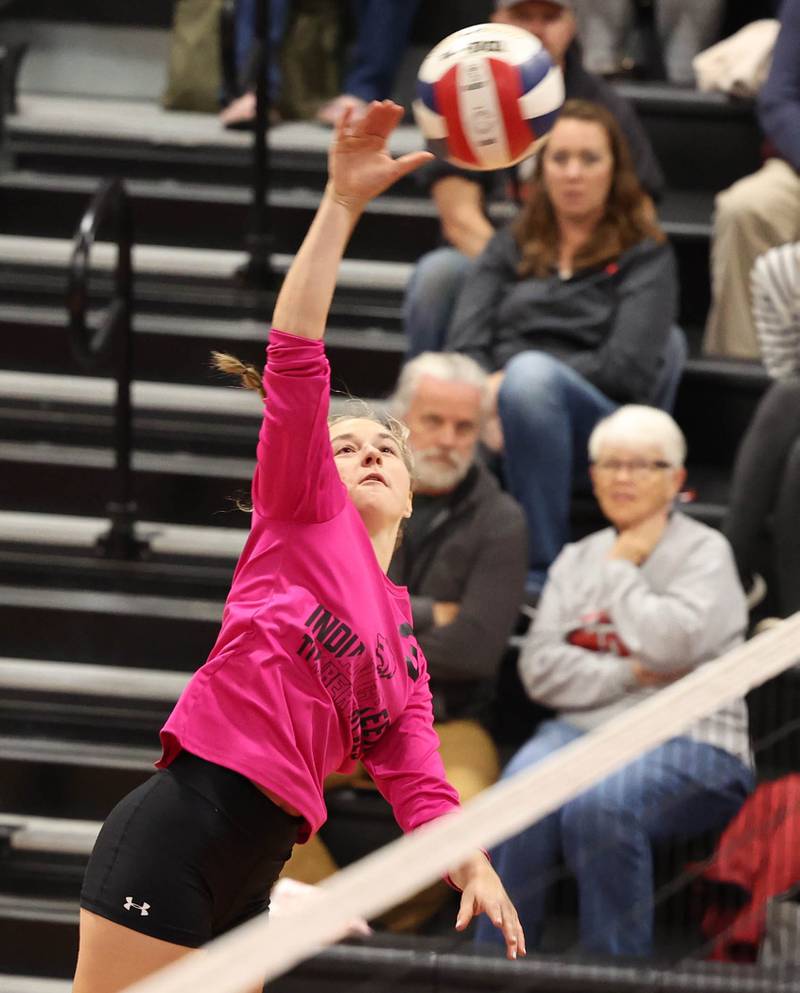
xmin=417 ymin=42 xmax=665 ymax=202
xmin=389 ymin=462 xmax=528 ymax=723
xmin=758 ymin=0 xmax=800 ymax=171
xmin=446 ymin=228 xmax=678 ymax=405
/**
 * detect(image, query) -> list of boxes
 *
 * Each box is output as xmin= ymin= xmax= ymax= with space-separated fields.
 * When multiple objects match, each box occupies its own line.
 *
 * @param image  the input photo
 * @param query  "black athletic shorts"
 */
xmin=80 ymin=751 xmax=302 ymax=947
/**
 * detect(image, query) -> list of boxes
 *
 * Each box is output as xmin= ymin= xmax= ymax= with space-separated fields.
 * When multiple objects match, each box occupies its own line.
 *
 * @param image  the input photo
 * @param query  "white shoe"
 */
xmin=745 ymin=573 xmax=767 ymax=610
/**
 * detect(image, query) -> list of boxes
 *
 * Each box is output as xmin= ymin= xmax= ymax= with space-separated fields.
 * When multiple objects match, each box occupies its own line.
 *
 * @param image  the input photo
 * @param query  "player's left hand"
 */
xmin=450 ymin=854 xmax=526 ymax=960
xmin=328 ymin=100 xmax=433 ymax=211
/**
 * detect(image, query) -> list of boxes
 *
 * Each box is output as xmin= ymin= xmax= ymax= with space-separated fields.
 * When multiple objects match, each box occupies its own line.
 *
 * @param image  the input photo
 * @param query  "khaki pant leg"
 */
xmin=435 ymin=719 xmax=501 ymax=803
xmin=280 ymin=832 xmax=338 ymax=885
xmin=704 ymin=159 xmax=800 ymax=359
xmin=378 ymin=720 xmax=500 ymax=933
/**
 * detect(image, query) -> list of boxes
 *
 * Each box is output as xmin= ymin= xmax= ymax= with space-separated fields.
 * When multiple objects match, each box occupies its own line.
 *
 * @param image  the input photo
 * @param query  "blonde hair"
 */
xmin=212 ymin=352 xmax=416 ymax=531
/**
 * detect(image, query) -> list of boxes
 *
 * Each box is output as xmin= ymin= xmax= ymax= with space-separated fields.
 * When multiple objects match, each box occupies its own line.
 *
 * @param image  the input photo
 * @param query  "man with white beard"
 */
xmin=388 ymin=352 xmax=528 ymax=811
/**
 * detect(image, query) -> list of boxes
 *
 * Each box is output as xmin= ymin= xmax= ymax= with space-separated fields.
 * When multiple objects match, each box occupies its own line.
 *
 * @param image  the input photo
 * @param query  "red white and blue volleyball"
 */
xmin=413 ymin=23 xmax=565 ymax=171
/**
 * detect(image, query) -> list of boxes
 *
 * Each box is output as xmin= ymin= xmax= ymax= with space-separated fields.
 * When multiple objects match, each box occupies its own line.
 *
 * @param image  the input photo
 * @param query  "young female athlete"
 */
xmin=73 ymin=100 xmax=525 ymax=993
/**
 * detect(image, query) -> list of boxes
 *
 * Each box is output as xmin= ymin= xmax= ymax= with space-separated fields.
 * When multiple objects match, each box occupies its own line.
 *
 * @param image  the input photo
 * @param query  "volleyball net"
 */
xmin=126 ymin=613 xmax=800 ymax=993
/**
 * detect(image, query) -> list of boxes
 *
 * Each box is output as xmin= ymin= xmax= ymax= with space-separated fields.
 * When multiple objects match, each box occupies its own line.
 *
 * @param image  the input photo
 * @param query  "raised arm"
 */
xmin=272 ymin=101 xmax=432 ymax=340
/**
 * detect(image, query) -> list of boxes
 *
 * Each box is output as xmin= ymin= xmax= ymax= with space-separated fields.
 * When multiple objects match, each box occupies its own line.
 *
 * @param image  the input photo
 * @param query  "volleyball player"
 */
xmin=73 ymin=101 xmax=525 ymax=993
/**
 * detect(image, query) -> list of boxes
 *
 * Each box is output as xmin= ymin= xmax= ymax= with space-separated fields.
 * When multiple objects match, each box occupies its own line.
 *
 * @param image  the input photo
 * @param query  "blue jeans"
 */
xmin=403 ymin=246 xmax=473 ymax=359
xmin=235 ymin=0 xmax=289 ymax=102
xmin=474 ymin=719 xmax=754 ymax=957
xmin=499 ymin=352 xmax=617 ymax=588
xmin=344 ymin=0 xmax=423 ymax=101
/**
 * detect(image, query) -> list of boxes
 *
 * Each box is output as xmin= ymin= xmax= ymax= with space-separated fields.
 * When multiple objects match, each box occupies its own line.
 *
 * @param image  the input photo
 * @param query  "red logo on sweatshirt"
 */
xmin=566 ymin=610 xmax=630 ymax=656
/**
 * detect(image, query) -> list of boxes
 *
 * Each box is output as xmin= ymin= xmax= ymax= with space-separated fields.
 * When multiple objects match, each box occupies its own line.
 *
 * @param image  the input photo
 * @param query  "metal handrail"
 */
xmin=66 ymin=177 xmax=146 ymax=559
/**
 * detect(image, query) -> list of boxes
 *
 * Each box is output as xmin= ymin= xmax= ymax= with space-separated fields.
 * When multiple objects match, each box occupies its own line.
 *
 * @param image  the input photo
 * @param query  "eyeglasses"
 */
xmin=592 ymin=458 xmax=673 ymax=479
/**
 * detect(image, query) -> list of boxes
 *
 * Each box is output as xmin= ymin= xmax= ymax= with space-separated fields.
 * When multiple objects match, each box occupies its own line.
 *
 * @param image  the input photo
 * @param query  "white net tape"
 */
xmin=125 ymin=613 xmax=800 ymax=993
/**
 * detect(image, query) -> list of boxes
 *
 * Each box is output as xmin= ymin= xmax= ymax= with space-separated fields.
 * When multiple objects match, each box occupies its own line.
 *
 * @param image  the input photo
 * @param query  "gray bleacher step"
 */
xmin=0 ymin=734 xmax=158 ymax=771
xmin=0 ymin=367 xmax=392 ymax=411
xmin=0 ymin=438 xmax=253 ymax=479
xmin=1 ymin=813 xmax=99 ymax=857
xmin=0 ymin=976 xmax=71 ymax=993
xmin=0 ymin=169 xmax=438 ymax=220
xmin=0 ymin=656 xmax=187 ymax=701
xmin=0 ymin=370 xmax=263 ymax=417
xmin=7 ymin=95 xmax=423 ymax=157
xmin=0 ymin=577 xmax=221 ymax=668
xmin=0 ymin=511 xmax=247 ymax=560
xmin=0 ymin=304 xmax=405 ymax=353
xmin=0 ymin=168 xmax=712 ymax=245
xmin=0 ymin=235 xmax=413 ymax=291
xmin=6 ymin=22 xmax=169 ymax=101
xmin=0 ymin=584 xmax=222 ymax=623
xmin=0 ymin=894 xmax=78 ymax=925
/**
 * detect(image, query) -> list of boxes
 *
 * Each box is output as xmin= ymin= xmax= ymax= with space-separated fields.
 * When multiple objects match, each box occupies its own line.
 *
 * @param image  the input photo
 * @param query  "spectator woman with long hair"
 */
xmin=447 ymin=98 xmax=683 ymax=592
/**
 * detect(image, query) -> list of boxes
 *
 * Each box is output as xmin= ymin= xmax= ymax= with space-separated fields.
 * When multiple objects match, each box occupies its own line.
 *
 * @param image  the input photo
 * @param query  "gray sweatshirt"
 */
xmin=519 ymin=513 xmax=752 ymax=767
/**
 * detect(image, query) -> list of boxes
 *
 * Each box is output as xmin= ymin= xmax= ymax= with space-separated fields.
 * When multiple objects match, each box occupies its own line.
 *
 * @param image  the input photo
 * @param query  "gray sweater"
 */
xmin=519 ymin=513 xmax=752 ymax=767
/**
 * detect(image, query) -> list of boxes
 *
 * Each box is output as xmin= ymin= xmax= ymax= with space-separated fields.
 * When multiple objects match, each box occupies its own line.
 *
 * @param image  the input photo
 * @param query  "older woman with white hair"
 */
xmin=474 ymin=405 xmax=755 ymax=959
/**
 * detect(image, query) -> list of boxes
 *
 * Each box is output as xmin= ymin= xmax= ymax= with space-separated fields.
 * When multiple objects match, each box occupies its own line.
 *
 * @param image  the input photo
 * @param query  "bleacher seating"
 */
xmin=0 ymin=3 xmax=792 ymax=986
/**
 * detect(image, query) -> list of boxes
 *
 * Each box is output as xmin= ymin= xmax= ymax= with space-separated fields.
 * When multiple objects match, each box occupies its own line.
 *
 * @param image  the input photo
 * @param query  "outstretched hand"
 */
xmin=450 ymin=854 xmax=526 ymax=960
xmin=328 ymin=100 xmax=434 ymax=211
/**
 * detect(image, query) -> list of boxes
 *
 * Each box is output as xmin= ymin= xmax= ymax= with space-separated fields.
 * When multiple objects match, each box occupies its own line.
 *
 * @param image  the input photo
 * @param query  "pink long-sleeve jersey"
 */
xmin=158 ymin=330 xmax=460 ymax=842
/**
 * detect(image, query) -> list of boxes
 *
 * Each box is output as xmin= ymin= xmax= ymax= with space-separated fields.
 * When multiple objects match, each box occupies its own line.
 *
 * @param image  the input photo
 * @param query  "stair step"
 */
xmin=0 ymin=656 xmax=187 ymax=700
xmin=0 ymin=511 xmax=247 ymax=560
xmin=0 ymin=234 xmax=413 ymax=290
xmin=0 ymin=582 xmax=222 ymax=667
xmin=0 ymin=171 xmax=442 ymax=259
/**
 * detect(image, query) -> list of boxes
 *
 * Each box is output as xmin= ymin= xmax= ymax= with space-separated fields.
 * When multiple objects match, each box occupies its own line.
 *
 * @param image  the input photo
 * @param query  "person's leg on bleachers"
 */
xmin=571 ymin=0 xmax=633 ymax=76
xmin=436 ymin=719 xmax=501 ymax=804
xmin=704 ymin=159 xmax=800 ymax=359
xmin=655 ymin=0 xmax=725 ymax=86
xmin=561 ymin=737 xmax=754 ymax=957
xmin=344 ymin=0 xmax=422 ymax=102
xmin=317 ymin=0 xmax=422 ymax=123
xmin=498 ymin=351 xmax=616 ymax=591
xmin=473 ymin=719 xmax=584 ymax=949
xmin=650 ymin=325 xmax=688 ymax=412
xmin=225 ymin=0 xmax=289 ymax=125
xmin=775 ymin=436 xmax=800 ymax=615
xmin=724 ymin=378 xmax=800 ymax=588
xmin=403 ymin=247 xmax=473 ymax=359
xmin=279 ymin=832 xmax=338 ymax=885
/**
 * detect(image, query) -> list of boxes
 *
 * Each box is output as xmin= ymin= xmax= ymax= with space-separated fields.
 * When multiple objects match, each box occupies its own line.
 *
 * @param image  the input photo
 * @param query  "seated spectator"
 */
xmin=404 ymin=0 xmax=664 ymax=360
xmin=724 ymin=377 xmax=800 ymax=618
xmin=284 ymin=353 xmax=528 ymax=929
xmin=572 ymin=0 xmax=724 ymax=86
xmin=752 ymin=241 xmax=800 ymax=380
xmin=316 ymin=0 xmax=422 ymax=125
xmin=220 ymin=0 xmax=289 ymax=128
xmin=703 ymin=0 xmax=800 ymax=359
xmin=474 ymin=405 xmax=754 ymax=958
xmin=446 ymin=99 xmax=683 ymax=591
xmin=717 ymin=204 xmax=800 ymax=621
xmin=387 ymin=352 xmax=528 ymax=792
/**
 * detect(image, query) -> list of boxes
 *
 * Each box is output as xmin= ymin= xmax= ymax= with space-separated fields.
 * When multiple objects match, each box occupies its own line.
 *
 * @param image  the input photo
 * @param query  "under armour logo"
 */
xmin=123 ymin=897 xmax=150 ymax=916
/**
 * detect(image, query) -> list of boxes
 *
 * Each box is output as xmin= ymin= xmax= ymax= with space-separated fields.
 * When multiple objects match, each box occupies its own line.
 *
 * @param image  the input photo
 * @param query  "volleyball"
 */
xmin=413 ymin=23 xmax=565 ymax=171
